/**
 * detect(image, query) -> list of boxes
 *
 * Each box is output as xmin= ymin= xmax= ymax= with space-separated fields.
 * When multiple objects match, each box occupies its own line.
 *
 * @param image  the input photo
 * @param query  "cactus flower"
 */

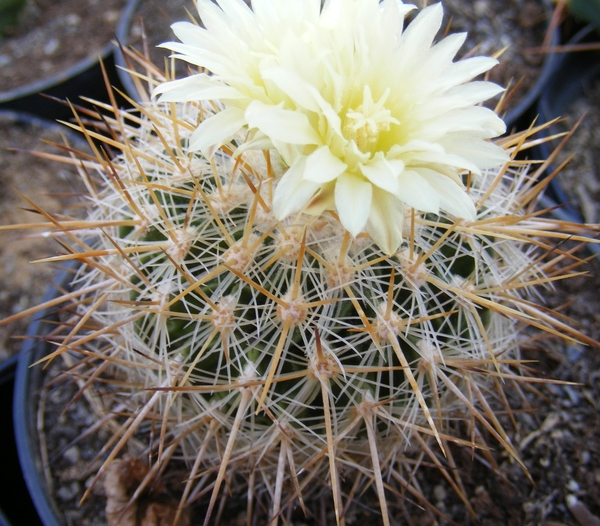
xmin=154 ymin=0 xmax=509 ymax=254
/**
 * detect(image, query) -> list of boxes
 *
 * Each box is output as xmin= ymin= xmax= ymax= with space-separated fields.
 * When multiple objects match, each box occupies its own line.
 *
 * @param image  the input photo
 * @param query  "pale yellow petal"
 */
xmin=273 ymin=158 xmax=320 ymax=219
xmin=153 ymin=74 xmax=244 ymax=102
xmin=303 ymin=146 xmax=347 ymax=184
xmin=394 ymin=170 xmax=440 ymax=213
xmin=245 ymin=101 xmax=320 ymax=145
xmin=188 ymin=107 xmax=246 ymax=157
xmin=334 ymin=172 xmax=373 ymax=237
xmin=438 ymin=134 xmax=509 ymax=169
xmin=366 ymin=186 xmax=405 ymax=255
xmin=359 ymin=156 xmax=404 ymax=194
xmin=416 ymin=168 xmax=476 ymax=220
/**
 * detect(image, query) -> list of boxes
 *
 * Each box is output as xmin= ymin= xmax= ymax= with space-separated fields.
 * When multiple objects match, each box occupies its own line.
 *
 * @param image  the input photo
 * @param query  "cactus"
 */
xmin=3 ymin=1 xmax=599 ymax=525
xmin=564 ymin=0 xmax=600 ymax=30
xmin=0 ymin=0 xmax=26 ymax=35
xmin=8 ymin=83 xmax=596 ymax=525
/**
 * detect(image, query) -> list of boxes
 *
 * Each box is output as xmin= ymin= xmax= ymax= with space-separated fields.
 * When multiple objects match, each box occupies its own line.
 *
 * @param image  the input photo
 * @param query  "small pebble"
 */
xmin=43 ymin=38 xmax=60 ymax=56
xmin=103 ymin=10 xmax=120 ymax=23
xmin=65 ymin=13 xmax=81 ymax=26
xmin=580 ymin=451 xmax=591 ymax=465
xmin=433 ymin=484 xmax=447 ymax=501
xmin=566 ymin=346 xmax=584 ymax=362
xmin=56 ymin=481 xmax=80 ymax=501
xmin=564 ymin=385 xmax=581 ymax=405
xmin=474 ymin=0 xmax=488 ymax=17
xmin=567 ymin=480 xmax=581 ymax=492
xmin=63 ymin=446 xmax=80 ymax=464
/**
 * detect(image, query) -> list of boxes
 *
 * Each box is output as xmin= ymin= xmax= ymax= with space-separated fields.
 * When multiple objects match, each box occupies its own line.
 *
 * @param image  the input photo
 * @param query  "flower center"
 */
xmin=342 ymin=86 xmax=399 ymax=154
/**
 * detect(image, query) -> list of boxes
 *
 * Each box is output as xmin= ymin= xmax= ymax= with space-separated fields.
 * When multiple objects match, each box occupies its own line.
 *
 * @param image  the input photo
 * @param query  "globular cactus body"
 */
xmin=46 ymin=96 xmax=590 ymax=525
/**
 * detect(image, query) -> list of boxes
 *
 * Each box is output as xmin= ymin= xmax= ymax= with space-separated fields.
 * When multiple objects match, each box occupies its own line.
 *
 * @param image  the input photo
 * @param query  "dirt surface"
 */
xmin=0 ymin=114 xmax=85 ymax=361
xmin=423 ymin=253 xmax=600 ymax=526
xmin=121 ymin=0 xmax=193 ymax=81
xmin=551 ymin=80 xmax=600 ymax=224
xmin=36 ymin=357 xmax=110 ymax=526
xmin=0 ymin=0 xmax=127 ymax=94
xmin=437 ymin=0 xmax=552 ymax=117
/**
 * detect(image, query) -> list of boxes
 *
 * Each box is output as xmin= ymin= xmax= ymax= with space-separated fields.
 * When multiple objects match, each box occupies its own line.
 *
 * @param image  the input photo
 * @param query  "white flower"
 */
xmin=154 ymin=0 xmax=509 ymax=254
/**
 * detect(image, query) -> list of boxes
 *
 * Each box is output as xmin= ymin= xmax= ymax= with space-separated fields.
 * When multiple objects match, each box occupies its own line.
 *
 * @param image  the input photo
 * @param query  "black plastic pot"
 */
xmin=2 ymin=112 xmax=89 ymax=526
xmin=115 ymin=0 xmax=188 ymax=102
xmin=534 ymin=24 xmax=600 ymax=258
xmin=0 ymin=0 xmax=137 ymax=122
xmin=0 ymin=356 xmax=18 ymax=526
xmin=1 ymin=355 xmax=42 ymax=526
xmin=13 ymin=265 xmax=76 ymax=526
xmin=502 ymin=0 xmax=560 ymax=129
xmin=535 ymin=25 xmax=600 ymax=251
xmin=114 ymin=0 xmax=142 ymax=102
xmin=0 ymin=508 xmax=13 ymax=526
xmin=0 ymin=53 xmax=120 ymax=122
xmin=0 ymin=355 xmax=17 ymax=385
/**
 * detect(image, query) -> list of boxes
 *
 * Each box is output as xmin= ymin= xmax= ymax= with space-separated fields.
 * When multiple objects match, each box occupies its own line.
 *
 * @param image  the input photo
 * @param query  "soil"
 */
xmin=36 ymin=357 xmax=110 ymax=526
xmin=551 ymin=80 xmax=600 ymax=224
xmin=121 ymin=0 xmax=194 ymax=81
xmin=0 ymin=0 xmax=128 ymax=94
xmin=37 ymin=356 xmax=193 ymax=526
xmin=436 ymin=0 xmax=552 ymax=116
xmin=428 ymin=253 xmax=600 ymax=526
xmin=0 ymin=114 xmax=85 ymax=361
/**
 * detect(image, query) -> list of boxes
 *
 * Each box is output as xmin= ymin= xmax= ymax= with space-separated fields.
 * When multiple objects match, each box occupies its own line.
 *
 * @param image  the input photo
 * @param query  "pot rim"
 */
xmin=534 ymin=23 xmax=600 ymax=256
xmin=0 ymin=43 xmax=114 ymax=105
xmin=114 ymin=0 xmax=142 ymax=103
xmin=538 ymin=24 xmax=600 ymax=124
xmin=502 ymin=0 xmax=561 ymax=128
xmin=536 ymin=23 xmax=600 ymax=206
xmin=13 ymin=264 xmax=77 ymax=526
xmin=1 ymin=0 xmax=140 ymax=122
xmin=0 ymin=507 xmax=12 ymax=526
xmin=6 ymin=111 xmax=90 ymax=526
